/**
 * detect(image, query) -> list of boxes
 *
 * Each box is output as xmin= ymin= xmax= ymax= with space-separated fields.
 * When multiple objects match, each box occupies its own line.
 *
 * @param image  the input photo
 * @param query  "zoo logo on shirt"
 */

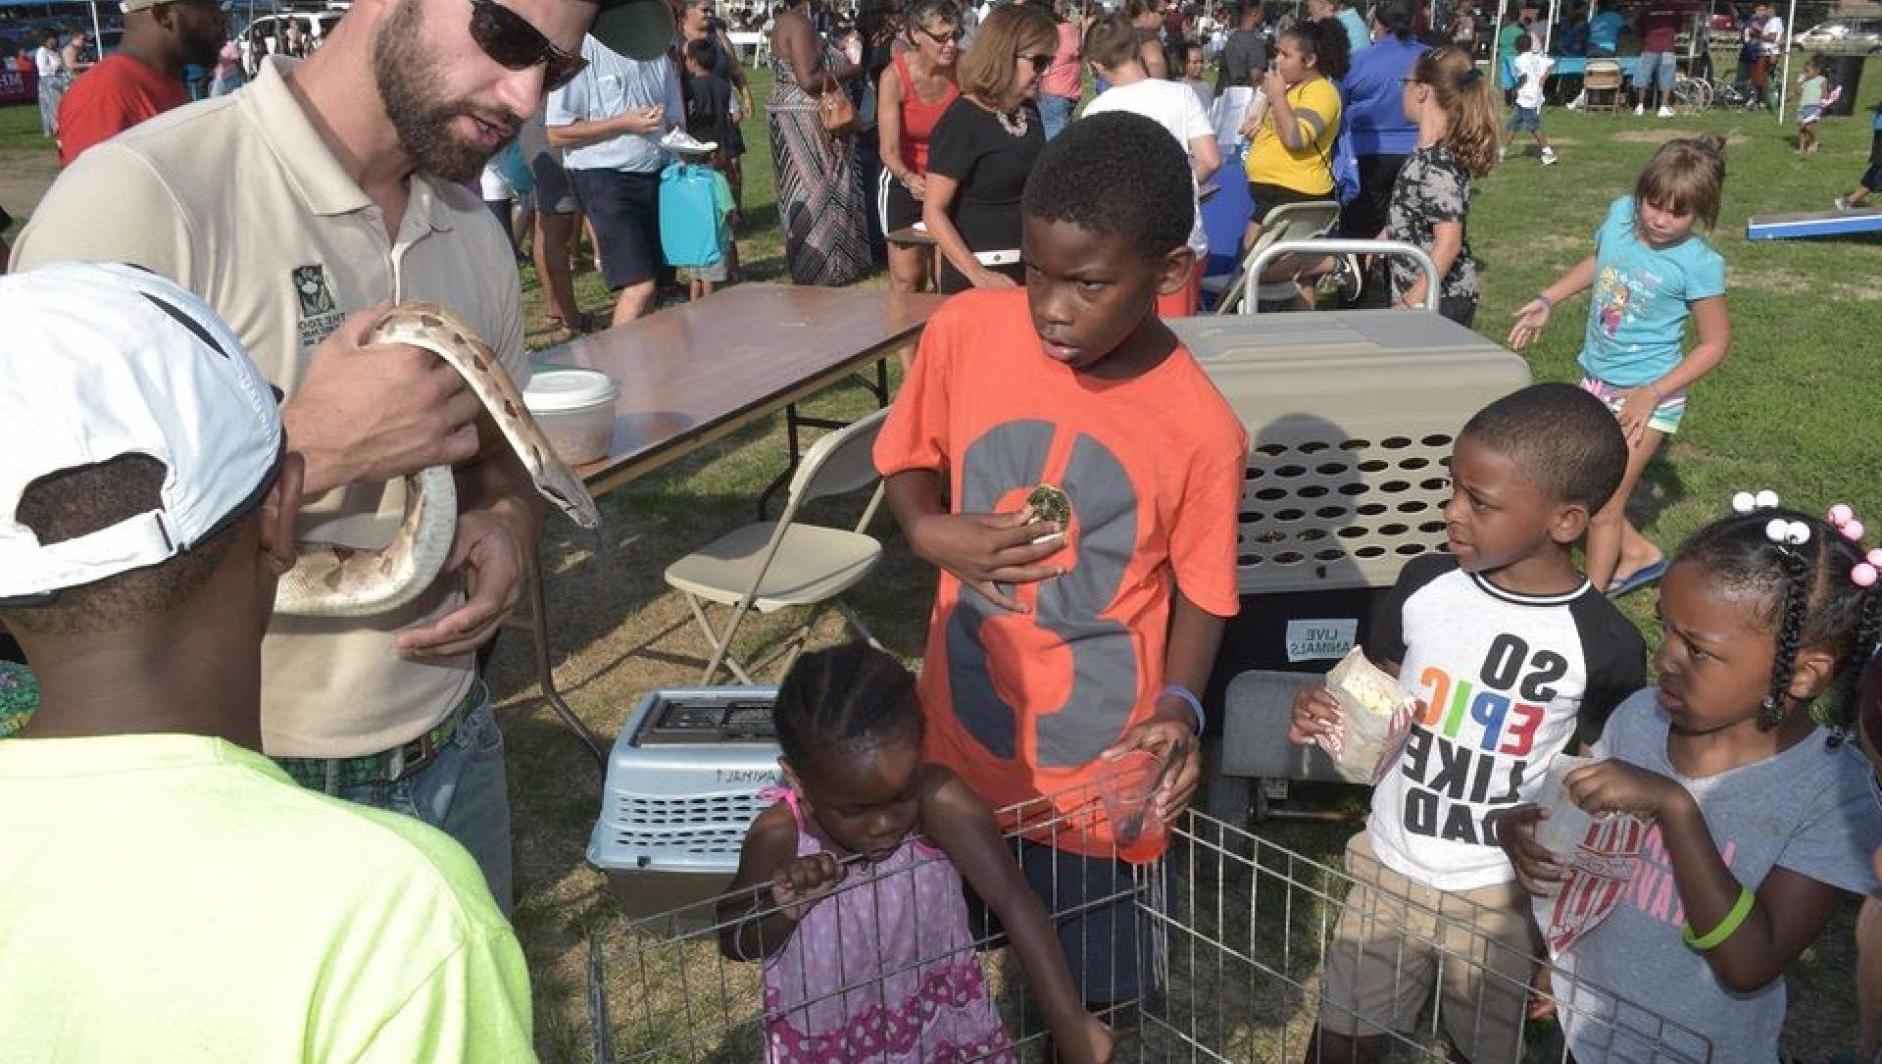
xmin=292 ymin=263 xmax=344 ymax=350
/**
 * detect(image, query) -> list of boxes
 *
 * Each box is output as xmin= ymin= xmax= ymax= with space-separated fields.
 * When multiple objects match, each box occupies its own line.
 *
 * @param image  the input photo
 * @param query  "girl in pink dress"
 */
xmin=718 ymin=643 xmax=1112 ymax=1063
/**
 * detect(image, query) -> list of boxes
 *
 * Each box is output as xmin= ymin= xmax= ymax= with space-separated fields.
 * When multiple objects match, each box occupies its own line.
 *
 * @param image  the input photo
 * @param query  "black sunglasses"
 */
xmin=1019 ymin=52 xmax=1054 ymax=74
xmin=914 ymin=24 xmax=964 ymax=44
xmin=468 ymin=0 xmax=588 ymax=92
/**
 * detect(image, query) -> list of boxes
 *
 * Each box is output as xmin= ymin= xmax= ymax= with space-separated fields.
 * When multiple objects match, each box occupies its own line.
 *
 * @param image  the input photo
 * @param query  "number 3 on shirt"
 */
xmin=943 ymin=420 xmax=1141 ymax=768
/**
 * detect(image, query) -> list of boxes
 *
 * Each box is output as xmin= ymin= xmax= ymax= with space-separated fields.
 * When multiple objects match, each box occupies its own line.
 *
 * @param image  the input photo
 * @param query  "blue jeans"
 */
xmin=319 ymin=690 xmax=514 ymax=915
xmin=1039 ymin=94 xmax=1077 ymax=140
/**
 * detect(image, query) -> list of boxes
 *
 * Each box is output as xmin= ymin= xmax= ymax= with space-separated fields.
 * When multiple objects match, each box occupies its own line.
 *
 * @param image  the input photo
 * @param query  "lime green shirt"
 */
xmin=0 ymin=734 xmax=534 ymax=1061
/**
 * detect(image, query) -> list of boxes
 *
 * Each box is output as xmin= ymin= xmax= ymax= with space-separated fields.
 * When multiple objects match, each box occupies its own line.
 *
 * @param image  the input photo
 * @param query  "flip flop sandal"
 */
xmin=1606 ymin=557 xmax=1669 ymax=599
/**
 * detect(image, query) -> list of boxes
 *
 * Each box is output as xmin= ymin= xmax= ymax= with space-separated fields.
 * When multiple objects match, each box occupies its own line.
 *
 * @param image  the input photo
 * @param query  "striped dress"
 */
xmin=766 ymin=36 xmax=872 ymax=287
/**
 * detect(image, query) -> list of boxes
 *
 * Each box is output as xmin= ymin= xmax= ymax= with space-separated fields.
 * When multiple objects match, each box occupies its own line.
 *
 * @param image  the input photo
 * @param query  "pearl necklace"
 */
xmin=995 ymin=106 xmax=1029 ymax=137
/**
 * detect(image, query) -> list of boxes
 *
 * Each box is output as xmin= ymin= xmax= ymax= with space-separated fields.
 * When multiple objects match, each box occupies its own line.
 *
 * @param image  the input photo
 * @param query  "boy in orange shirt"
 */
xmin=874 ymin=111 xmax=1249 ymax=1017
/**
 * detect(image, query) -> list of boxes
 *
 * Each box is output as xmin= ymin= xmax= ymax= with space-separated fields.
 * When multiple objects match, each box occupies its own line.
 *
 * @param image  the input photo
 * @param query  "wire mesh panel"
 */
xmin=590 ymin=797 xmax=1708 ymax=1063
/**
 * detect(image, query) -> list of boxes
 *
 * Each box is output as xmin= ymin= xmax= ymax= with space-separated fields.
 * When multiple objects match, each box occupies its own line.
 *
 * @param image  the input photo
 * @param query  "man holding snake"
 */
xmin=11 ymin=0 xmax=673 ymax=914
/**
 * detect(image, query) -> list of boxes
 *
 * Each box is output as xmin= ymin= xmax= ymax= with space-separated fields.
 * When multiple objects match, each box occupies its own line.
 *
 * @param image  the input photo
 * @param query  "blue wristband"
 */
xmin=1160 ymin=684 xmax=1205 ymax=734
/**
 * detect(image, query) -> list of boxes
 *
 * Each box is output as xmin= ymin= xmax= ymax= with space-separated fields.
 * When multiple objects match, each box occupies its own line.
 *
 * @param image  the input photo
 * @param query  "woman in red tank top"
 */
xmin=876 ymin=0 xmax=962 ymax=294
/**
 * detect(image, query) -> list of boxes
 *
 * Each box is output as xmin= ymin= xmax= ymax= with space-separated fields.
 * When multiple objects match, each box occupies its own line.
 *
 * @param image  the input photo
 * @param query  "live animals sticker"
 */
xmin=1285 ymin=619 xmax=1358 ymax=663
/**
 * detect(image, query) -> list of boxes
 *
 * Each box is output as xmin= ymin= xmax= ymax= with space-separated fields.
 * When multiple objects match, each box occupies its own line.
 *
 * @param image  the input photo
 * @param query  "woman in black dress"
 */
xmin=921 ymin=2 xmax=1057 ymax=293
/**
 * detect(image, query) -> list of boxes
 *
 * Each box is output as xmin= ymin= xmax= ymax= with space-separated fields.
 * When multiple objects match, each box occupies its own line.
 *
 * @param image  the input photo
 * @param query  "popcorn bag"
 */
xmin=1317 ymin=647 xmax=1418 ymax=785
xmin=1530 ymin=755 xmax=1652 ymax=957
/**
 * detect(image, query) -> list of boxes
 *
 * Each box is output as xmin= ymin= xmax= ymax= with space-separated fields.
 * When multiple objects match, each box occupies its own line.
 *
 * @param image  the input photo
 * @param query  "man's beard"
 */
xmin=372 ymin=0 xmax=520 ymax=182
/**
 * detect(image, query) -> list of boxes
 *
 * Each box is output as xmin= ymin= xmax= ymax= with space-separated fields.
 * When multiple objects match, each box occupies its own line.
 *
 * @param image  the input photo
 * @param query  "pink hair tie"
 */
xmin=1827 ymin=503 xmax=1866 ymax=543
xmin=1856 ymin=548 xmax=1882 ymax=590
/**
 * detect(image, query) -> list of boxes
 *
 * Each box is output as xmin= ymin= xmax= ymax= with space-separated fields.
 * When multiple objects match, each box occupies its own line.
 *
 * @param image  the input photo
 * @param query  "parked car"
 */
xmin=1794 ymin=18 xmax=1882 ymax=55
xmin=239 ymin=9 xmax=344 ymax=77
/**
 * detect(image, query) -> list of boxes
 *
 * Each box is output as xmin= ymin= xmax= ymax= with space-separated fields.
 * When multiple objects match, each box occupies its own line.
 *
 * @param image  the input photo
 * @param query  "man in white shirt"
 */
xmin=547 ymin=33 xmax=684 ymax=324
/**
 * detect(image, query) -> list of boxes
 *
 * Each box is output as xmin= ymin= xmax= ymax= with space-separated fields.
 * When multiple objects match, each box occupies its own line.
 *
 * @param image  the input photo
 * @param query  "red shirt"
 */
xmin=56 ymin=53 xmax=188 ymax=167
xmin=1637 ymin=4 xmax=1688 ymax=53
xmin=891 ymin=51 xmax=959 ymax=173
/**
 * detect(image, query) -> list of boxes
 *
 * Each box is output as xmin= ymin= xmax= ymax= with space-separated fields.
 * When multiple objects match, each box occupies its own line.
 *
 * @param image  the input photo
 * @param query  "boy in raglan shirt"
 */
xmin=1288 ymin=382 xmax=1646 ymax=1063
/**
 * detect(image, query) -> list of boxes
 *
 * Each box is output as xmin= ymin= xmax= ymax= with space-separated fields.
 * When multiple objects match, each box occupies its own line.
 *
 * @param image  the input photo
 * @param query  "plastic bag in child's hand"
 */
xmin=1319 ymin=646 xmax=1418 ymax=784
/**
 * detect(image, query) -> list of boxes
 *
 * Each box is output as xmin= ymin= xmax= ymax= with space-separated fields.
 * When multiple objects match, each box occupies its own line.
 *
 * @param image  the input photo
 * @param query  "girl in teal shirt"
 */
xmin=1508 ymin=134 xmax=1730 ymax=597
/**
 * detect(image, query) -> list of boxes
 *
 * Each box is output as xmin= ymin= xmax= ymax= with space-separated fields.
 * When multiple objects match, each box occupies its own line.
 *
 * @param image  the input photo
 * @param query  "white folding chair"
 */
xmin=664 ymin=409 xmax=889 ymax=685
xmin=1204 ymin=200 xmax=1344 ymax=314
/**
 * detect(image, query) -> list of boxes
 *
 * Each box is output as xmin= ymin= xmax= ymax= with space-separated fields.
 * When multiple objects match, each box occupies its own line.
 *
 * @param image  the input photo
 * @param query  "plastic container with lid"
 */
xmin=523 ymin=366 xmax=618 ymax=466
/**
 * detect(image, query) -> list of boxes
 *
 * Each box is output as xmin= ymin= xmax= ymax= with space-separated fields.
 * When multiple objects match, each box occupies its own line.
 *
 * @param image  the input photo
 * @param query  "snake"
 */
xmin=274 ymin=303 xmax=602 ymax=618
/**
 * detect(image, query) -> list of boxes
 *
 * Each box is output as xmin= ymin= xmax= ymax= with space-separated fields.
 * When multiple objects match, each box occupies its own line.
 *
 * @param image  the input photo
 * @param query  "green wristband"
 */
xmin=1681 ymin=885 xmax=1755 ymax=951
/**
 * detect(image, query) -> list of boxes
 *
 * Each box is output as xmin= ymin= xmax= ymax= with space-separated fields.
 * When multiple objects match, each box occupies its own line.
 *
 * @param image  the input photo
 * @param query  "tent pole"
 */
xmin=1543 ymin=0 xmax=1557 ymax=56
xmin=89 ymin=0 xmax=103 ymax=56
xmin=1487 ymin=1 xmax=1502 ymax=71
xmin=1775 ymin=0 xmax=1793 ymax=122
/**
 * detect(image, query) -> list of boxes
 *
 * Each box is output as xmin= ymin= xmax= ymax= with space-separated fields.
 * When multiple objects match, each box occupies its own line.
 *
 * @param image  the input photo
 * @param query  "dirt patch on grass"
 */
xmin=1609 ymin=128 xmax=1750 ymax=145
xmin=0 ymin=149 xmax=58 ymax=231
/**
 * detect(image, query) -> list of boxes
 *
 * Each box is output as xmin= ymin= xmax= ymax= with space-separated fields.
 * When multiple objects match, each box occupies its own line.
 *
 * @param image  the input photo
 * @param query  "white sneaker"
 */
xmin=1657 ymin=105 xmax=1676 ymax=118
xmin=1540 ymin=148 xmax=1559 ymax=165
xmin=660 ymin=128 xmax=717 ymax=156
xmin=1566 ymin=91 xmax=1585 ymax=110
xmin=1836 ymin=196 xmax=1852 ymax=211
xmin=1497 ymin=146 xmax=1508 ymax=162
xmin=1634 ymin=103 xmax=1645 ymax=115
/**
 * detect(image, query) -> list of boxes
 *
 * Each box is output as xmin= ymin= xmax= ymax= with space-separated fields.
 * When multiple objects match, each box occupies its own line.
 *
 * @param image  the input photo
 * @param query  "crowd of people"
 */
xmin=2 ymin=0 xmax=1882 ymax=1060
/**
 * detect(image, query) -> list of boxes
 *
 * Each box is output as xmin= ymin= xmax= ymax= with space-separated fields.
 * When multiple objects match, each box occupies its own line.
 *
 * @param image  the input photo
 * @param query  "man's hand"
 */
xmin=621 ymin=104 xmax=666 ymax=135
xmin=396 ymin=507 xmax=528 ymax=659
xmin=909 ymin=510 xmax=1066 ymax=612
xmin=1101 ymin=705 xmax=1200 ymax=824
xmin=283 ymin=304 xmax=483 ymax=498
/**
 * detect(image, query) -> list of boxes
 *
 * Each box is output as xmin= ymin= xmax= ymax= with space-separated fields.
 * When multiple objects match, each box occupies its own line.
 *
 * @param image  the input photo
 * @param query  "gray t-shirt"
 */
xmin=1215 ymin=28 xmax=1267 ymax=94
xmin=1557 ymin=688 xmax=1882 ymax=1063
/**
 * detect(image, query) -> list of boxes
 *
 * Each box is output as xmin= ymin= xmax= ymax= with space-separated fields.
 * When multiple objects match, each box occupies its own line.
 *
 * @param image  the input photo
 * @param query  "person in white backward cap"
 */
xmin=0 ymin=263 xmax=533 ymax=1062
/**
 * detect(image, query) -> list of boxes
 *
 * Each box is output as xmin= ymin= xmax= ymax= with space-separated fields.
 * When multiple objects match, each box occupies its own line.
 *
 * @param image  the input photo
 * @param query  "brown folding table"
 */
xmin=514 ymin=284 xmax=948 ymax=765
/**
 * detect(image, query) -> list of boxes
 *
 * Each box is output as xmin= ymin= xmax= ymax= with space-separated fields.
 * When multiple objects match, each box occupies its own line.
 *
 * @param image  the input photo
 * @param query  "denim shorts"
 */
xmin=964 ymin=841 xmax=1171 ymax=1006
xmin=1636 ymin=51 xmax=1677 ymax=90
xmin=1507 ymin=105 xmax=1541 ymax=132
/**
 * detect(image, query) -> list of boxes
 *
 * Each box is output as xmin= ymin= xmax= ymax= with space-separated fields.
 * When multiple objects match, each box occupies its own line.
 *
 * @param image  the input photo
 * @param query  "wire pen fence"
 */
xmin=588 ymin=789 xmax=1710 ymax=1063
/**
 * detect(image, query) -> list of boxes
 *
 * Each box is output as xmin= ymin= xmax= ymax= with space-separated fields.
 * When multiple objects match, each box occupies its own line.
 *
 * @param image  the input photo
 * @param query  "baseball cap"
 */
xmin=592 ymin=0 xmax=676 ymax=60
xmin=0 ymin=262 xmax=284 ymax=605
xmin=120 ymin=0 xmax=183 ymax=12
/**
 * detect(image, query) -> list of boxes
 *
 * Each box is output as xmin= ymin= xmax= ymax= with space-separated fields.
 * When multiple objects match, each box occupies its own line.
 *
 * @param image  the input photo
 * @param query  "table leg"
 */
xmin=521 ymin=552 xmax=609 ymax=769
xmin=754 ymin=360 xmax=896 ymax=520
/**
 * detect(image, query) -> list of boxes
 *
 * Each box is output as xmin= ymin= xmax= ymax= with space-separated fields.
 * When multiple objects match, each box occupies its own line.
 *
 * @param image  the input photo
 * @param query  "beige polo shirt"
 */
xmin=12 ymin=58 xmax=527 ymax=758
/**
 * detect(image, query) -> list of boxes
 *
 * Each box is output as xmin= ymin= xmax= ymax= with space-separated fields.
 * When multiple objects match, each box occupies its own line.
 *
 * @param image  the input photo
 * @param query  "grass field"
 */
xmin=4 ymin=57 xmax=1882 ymax=1060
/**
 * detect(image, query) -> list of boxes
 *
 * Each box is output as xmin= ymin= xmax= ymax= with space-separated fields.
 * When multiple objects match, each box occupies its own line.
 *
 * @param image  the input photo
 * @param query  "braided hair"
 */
xmin=773 ymin=642 xmax=924 ymax=775
xmin=1678 ymin=508 xmax=1882 ymax=737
